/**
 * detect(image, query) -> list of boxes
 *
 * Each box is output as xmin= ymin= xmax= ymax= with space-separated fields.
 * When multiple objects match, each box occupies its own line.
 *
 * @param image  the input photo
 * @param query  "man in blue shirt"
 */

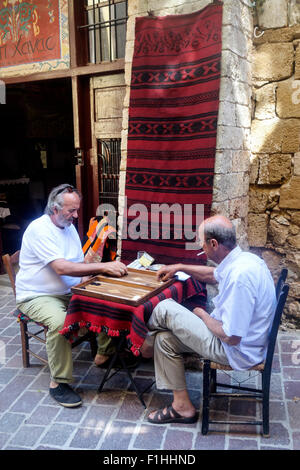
xmin=147 ymin=215 xmax=276 ymax=424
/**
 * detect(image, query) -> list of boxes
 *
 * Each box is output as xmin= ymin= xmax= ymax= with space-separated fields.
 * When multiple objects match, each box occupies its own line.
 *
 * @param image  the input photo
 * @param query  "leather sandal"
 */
xmin=147 ymin=405 xmax=198 ymax=424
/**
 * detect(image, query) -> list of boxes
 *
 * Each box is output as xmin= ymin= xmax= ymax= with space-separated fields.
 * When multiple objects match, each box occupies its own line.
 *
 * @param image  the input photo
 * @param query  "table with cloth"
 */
xmin=60 ymin=276 xmax=207 ymax=356
xmin=60 ymin=275 xmax=206 ymax=405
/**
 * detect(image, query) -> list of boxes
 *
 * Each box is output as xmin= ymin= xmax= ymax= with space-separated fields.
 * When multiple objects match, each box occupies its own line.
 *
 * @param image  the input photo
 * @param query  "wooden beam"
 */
xmin=1 ymin=59 xmax=125 ymax=85
xmin=72 ymin=76 xmax=81 ymax=149
xmin=68 ymin=0 xmax=78 ymax=68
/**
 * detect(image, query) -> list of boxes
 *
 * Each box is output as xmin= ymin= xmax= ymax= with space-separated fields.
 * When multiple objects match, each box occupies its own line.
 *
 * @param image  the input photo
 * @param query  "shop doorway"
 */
xmin=0 ymin=78 xmax=76 ymax=253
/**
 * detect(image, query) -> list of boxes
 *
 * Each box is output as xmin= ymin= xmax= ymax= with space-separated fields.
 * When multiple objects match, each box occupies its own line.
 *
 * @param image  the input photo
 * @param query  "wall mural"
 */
xmin=0 ymin=0 xmax=69 ymax=76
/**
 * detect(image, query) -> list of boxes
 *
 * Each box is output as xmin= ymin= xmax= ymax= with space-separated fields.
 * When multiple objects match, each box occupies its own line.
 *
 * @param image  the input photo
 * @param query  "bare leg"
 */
xmin=148 ymin=389 xmax=196 ymax=421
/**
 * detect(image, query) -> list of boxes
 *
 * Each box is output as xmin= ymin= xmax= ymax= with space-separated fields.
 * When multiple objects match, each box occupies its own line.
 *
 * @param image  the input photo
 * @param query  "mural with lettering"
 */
xmin=0 ymin=0 xmax=69 ymax=74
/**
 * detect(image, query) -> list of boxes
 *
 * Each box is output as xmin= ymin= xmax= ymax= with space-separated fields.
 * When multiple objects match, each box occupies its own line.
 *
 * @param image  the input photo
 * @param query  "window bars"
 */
xmin=97 ymin=138 xmax=121 ymax=214
xmin=80 ymin=0 xmax=128 ymax=63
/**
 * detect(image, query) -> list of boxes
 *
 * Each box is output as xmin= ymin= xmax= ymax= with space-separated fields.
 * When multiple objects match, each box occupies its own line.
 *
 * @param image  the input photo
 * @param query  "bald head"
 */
xmin=199 ymin=215 xmax=237 ymax=252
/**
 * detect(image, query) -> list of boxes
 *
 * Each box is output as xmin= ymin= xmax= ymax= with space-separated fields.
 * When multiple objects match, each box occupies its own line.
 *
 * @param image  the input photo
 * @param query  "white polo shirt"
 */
xmin=16 ymin=214 xmax=84 ymax=303
xmin=211 ymin=246 xmax=276 ymax=370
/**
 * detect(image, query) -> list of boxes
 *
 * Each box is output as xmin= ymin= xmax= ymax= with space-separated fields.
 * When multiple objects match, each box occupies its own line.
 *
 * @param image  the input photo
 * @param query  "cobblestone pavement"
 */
xmin=0 ymin=274 xmax=300 ymax=451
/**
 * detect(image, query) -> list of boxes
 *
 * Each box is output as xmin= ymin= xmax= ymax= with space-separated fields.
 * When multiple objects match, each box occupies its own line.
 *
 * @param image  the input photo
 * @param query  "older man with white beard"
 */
xmin=16 ymin=184 xmax=127 ymax=408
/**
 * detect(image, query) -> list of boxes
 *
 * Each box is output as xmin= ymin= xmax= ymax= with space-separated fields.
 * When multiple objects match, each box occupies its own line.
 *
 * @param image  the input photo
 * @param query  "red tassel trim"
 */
xmin=107 ymin=328 xmax=120 ymax=337
xmin=130 ymin=345 xmax=141 ymax=357
xmin=89 ymin=325 xmax=102 ymax=333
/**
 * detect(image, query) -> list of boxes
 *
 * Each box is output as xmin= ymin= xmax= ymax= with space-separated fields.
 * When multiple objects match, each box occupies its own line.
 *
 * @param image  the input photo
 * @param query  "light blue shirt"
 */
xmin=211 ymin=246 xmax=276 ymax=370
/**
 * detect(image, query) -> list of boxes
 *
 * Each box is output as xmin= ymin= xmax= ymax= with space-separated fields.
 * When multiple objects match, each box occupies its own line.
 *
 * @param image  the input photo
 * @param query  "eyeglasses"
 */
xmin=55 ymin=185 xmax=76 ymax=196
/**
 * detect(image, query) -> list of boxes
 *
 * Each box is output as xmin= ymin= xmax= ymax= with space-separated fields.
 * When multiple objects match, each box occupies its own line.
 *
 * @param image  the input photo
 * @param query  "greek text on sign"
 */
xmin=0 ymin=0 xmax=61 ymax=67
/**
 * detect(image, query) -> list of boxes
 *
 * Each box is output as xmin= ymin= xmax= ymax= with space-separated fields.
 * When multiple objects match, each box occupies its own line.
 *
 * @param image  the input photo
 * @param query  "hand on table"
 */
xmin=101 ymin=261 xmax=128 ymax=277
xmin=157 ymin=264 xmax=180 ymax=282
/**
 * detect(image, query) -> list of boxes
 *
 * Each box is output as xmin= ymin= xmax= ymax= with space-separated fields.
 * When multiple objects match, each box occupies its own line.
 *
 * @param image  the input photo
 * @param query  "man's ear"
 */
xmin=211 ymin=238 xmax=218 ymax=249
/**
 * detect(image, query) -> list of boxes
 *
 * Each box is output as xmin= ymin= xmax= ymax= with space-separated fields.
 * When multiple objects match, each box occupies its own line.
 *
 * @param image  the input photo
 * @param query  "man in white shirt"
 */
xmin=16 ymin=184 xmax=128 ymax=408
xmin=147 ymin=215 xmax=276 ymax=424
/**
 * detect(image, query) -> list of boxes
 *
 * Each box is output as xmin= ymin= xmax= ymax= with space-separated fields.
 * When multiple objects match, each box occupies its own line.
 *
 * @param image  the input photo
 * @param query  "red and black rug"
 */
xmin=121 ymin=3 xmax=223 ymax=265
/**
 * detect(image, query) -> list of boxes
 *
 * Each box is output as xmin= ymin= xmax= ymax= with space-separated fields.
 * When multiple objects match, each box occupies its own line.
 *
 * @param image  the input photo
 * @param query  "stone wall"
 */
xmin=250 ymin=0 xmax=300 ymax=328
xmin=212 ymin=0 xmax=252 ymax=248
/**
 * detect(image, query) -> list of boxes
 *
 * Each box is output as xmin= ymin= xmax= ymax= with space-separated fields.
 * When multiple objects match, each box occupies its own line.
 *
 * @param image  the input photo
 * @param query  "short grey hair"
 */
xmin=44 ymin=184 xmax=81 ymax=215
xmin=204 ymin=219 xmax=236 ymax=250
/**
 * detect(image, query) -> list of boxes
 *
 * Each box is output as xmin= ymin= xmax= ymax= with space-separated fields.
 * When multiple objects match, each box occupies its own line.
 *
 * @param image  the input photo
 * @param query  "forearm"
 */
xmin=168 ymin=263 xmax=217 ymax=284
xmin=194 ymin=308 xmax=226 ymax=340
xmin=193 ymin=308 xmax=241 ymax=346
xmin=50 ymin=259 xmax=125 ymax=277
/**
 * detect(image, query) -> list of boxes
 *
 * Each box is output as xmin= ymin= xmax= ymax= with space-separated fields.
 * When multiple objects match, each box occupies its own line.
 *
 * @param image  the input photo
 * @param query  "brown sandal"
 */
xmin=147 ymin=405 xmax=198 ymax=424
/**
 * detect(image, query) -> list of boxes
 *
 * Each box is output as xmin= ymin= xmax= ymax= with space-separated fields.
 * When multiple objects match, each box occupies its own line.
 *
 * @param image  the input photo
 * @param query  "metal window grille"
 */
xmin=80 ymin=0 xmax=128 ymax=63
xmin=97 ymin=138 xmax=121 ymax=215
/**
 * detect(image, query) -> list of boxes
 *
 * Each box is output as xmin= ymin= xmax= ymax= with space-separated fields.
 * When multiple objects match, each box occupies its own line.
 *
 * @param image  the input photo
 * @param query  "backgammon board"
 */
xmin=71 ymin=268 xmax=175 ymax=306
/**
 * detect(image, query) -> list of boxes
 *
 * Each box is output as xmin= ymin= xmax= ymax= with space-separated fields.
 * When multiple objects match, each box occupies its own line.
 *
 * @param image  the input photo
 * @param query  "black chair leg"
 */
xmin=97 ymin=335 xmax=149 ymax=408
xmin=19 ymin=320 xmax=30 ymax=368
xmin=98 ymin=336 xmax=125 ymax=394
xmin=119 ymin=354 xmax=147 ymax=408
xmin=262 ymin=371 xmax=270 ymax=437
xmin=88 ymin=332 xmax=98 ymax=359
xmin=201 ymin=359 xmax=211 ymax=435
xmin=210 ymin=368 xmax=217 ymax=393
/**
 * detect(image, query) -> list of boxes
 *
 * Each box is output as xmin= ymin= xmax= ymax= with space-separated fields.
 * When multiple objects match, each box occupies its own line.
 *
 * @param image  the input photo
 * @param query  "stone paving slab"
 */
xmin=0 ymin=275 xmax=300 ymax=451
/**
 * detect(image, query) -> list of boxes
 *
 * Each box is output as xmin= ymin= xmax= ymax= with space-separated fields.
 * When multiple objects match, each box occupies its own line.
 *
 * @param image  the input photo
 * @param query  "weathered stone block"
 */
xmin=287 ymin=233 xmax=300 ymax=249
xmin=295 ymin=45 xmax=300 ymax=79
xmin=148 ymin=0 xmax=209 ymax=12
xmin=252 ymin=43 xmax=294 ymax=82
xmin=214 ymin=150 xmax=232 ymax=175
xmin=222 ymin=25 xmax=249 ymax=59
xmin=290 ymin=223 xmax=300 ymax=235
xmin=280 ymin=176 xmax=300 ymax=209
xmin=249 ymin=187 xmax=270 ymax=213
xmin=249 ymin=154 xmax=259 ymax=184
xmin=277 ymin=78 xmax=300 ymax=118
xmin=289 ymin=0 xmax=300 ymax=26
xmin=231 ymin=150 xmax=250 ymax=173
xmin=125 ymin=16 xmax=137 ymax=43
xmin=254 ymin=83 xmax=277 ymax=119
xmin=221 ymin=51 xmax=251 ymax=84
xmin=216 ymin=125 xmax=245 ymax=151
xmin=248 ymin=213 xmax=268 ymax=247
xmin=228 ymin=195 xmax=249 ymax=219
xmin=290 ymin=210 xmax=300 ymax=226
xmin=213 ymin=173 xmax=248 ymax=202
xmin=219 ymin=78 xmax=252 ymax=106
xmin=257 ymin=0 xmax=288 ymax=29
xmin=289 ymin=282 xmax=300 ymax=298
xmin=236 ymin=104 xmax=251 ymax=128
xmin=128 ymin=0 xmax=148 ymax=16
xmin=269 ymin=219 xmax=289 ymax=246
xmin=261 ymin=249 xmax=283 ymax=272
xmin=288 ymin=302 xmax=300 ymax=322
xmin=258 ymin=154 xmax=292 ymax=184
xmin=218 ymin=101 xmax=236 ymax=127
xmin=118 ymin=171 xmax=126 ymax=197
xmin=125 ymin=40 xmax=134 ymax=64
xmin=294 ymin=152 xmax=300 ymax=176
xmin=251 ymin=118 xmax=300 ymax=153
xmin=253 ymin=26 xmax=295 ymax=45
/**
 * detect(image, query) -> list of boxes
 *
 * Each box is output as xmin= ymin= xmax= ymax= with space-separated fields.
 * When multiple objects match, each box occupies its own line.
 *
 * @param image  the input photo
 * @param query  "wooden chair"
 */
xmin=201 ymin=269 xmax=289 ymax=437
xmin=2 ymin=251 xmax=97 ymax=368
